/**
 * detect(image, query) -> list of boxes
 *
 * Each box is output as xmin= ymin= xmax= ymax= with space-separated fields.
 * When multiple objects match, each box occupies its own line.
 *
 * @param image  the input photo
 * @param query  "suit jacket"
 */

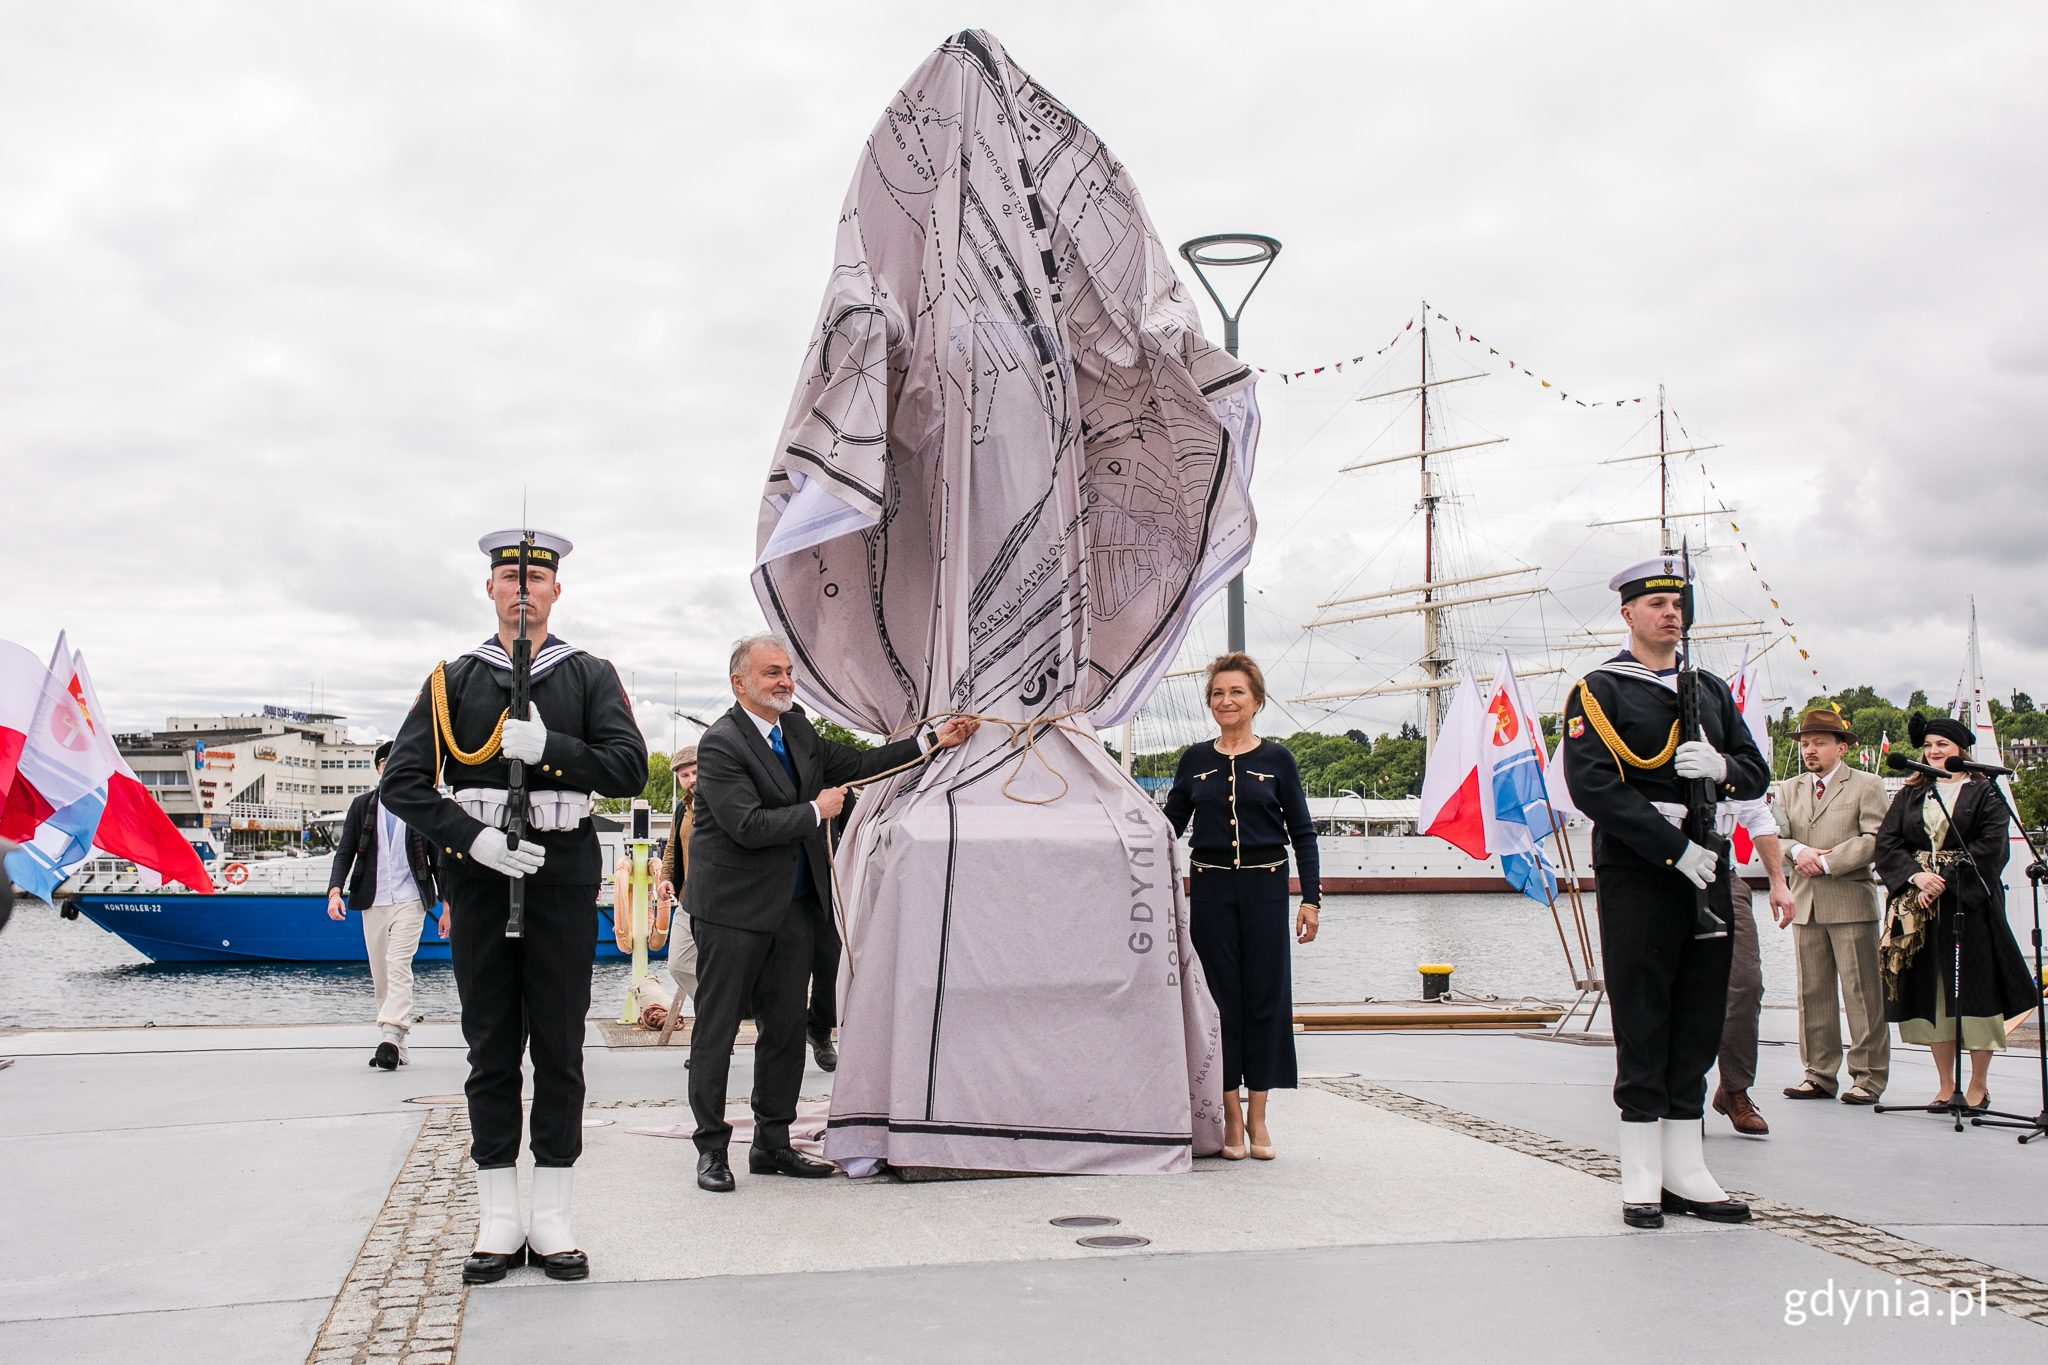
xmin=1774 ymin=766 xmax=1887 ymax=924
xmin=328 ymin=787 xmax=441 ymax=913
xmin=684 ymin=702 xmax=924 ymax=933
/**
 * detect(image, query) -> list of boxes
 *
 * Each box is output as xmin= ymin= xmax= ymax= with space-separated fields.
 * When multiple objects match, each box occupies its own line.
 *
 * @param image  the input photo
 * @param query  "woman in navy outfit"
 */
xmin=1165 ymin=653 xmax=1320 ymax=1159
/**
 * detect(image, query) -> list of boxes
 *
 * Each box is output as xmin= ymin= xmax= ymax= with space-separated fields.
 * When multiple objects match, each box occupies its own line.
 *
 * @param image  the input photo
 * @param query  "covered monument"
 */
xmin=752 ymin=29 xmax=1261 ymax=1175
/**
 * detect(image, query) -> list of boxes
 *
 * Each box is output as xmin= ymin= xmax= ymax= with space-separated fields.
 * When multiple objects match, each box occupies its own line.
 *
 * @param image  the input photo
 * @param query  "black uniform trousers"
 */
xmin=1596 ymin=863 xmax=1735 ymax=1123
xmin=1188 ymin=866 xmax=1299 ymax=1093
xmin=689 ymin=894 xmax=818 ymax=1155
xmin=447 ymin=875 xmax=598 ymax=1169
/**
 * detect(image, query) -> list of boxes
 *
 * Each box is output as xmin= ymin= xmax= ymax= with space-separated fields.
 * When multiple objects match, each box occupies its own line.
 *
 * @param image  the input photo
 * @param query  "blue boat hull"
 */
xmin=71 ymin=895 xmax=671 ymax=964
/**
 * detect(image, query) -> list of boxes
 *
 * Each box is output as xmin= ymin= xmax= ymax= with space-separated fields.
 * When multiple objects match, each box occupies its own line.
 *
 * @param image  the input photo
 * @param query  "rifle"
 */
xmin=1676 ymin=538 xmax=1729 ymax=940
xmin=505 ymin=532 xmax=534 ymax=939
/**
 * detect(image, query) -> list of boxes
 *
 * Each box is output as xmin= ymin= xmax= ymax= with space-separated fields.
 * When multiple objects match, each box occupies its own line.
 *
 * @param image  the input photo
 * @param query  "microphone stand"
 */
xmin=1874 ymin=771 xmax=1993 ymax=1133
xmin=1967 ymin=779 xmax=2047 ymax=1143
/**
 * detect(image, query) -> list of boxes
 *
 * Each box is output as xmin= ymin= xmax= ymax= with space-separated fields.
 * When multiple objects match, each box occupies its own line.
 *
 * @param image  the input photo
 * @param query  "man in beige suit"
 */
xmin=1774 ymin=710 xmax=1892 ymax=1103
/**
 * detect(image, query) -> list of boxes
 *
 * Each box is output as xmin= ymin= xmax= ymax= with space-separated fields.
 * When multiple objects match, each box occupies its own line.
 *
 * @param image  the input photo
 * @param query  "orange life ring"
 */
xmin=224 ymin=862 xmax=249 ymax=886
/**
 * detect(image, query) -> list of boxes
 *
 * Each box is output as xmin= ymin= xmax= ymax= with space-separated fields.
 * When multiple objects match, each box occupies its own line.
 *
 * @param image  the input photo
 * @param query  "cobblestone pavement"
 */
xmin=304 ymin=1105 xmax=475 ymax=1365
xmin=1312 ymin=1077 xmax=2048 ymax=1327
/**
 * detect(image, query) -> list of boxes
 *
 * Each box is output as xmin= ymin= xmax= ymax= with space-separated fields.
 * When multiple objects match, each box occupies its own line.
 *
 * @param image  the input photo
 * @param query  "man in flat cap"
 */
xmin=382 ymin=529 xmax=649 ymax=1284
xmin=656 ymin=745 xmax=698 ymax=1029
xmin=1774 ymin=708 xmax=1891 ymax=1104
xmin=1563 ymin=554 xmax=1771 ymax=1230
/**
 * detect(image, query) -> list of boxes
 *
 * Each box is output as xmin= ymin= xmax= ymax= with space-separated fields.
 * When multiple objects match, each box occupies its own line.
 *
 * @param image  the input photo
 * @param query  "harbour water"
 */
xmin=0 ymin=891 xmax=1799 ymax=1030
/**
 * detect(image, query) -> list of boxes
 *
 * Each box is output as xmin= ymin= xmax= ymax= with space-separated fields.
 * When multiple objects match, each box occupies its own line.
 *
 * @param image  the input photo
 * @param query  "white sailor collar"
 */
xmin=1589 ymin=650 xmax=1682 ymax=693
xmin=466 ymin=633 xmax=582 ymax=680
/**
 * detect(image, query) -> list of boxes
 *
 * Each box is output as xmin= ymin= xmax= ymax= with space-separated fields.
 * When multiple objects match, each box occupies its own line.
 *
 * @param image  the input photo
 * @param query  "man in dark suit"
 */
xmin=327 ymin=741 xmax=443 ymax=1070
xmin=686 ymin=632 xmax=978 ymax=1192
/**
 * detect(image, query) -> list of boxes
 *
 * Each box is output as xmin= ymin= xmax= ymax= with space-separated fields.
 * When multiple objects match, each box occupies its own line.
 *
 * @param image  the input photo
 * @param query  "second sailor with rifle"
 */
xmin=382 ymin=529 xmax=649 ymax=1284
xmin=1563 ymin=552 xmax=1771 ymax=1230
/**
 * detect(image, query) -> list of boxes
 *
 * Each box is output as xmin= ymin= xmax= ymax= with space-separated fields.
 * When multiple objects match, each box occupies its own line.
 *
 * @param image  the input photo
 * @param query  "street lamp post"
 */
xmin=1178 ymin=233 xmax=1281 ymax=654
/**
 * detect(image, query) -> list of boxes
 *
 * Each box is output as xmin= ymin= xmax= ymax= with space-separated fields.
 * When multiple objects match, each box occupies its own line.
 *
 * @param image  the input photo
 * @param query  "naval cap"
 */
xmin=1609 ymin=553 xmax=1690 ymax=603
xmin=479 ymin=528 xmax=572 ymax=575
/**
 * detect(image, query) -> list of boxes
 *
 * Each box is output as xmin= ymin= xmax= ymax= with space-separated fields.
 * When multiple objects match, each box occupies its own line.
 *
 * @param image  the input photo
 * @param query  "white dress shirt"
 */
xmin=372 ymin=798 xmax=421 ymax=908
xmin=741 ymin=706 xmax=824 ymax=825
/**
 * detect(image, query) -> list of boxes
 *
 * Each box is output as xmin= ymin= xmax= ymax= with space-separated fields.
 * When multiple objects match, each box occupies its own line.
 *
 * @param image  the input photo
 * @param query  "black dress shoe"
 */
xmin=463 ymin=1245 xmax=526 ymax=1284
xmin=1661 ymin=1189 xmax=1752 ymax=1223
xmin=810 ymin=1034 xmax=838 ymax=1072
xmin=749 ymin=1145 xmax=838 ymax=1178
xmin=697 ymin=1151 xmax=735 ymax=1193
xmin=370 ymin=1041 xmax=399 ymax=1071
xmin=1623 ymin=1203 xmax=1665 ymax=1229
xmin=1967 ymin=1093 xmax=1992 ymax=1114
xmin=529 ymin=1248 xmax=589 ymax=1281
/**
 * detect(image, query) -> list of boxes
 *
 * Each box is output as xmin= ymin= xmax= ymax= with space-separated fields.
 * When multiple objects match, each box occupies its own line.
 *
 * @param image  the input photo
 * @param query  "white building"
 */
xmin=116 ymin=705 xmax=378 ymax=850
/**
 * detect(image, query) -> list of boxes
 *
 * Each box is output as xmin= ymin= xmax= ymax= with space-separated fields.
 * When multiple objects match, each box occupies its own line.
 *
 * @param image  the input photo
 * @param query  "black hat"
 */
xmin=1908 ymin=713 xmax=1975 ymax=752
xmin=1608 ymin=554 xmax=1690 ymax=604
xmin=479 ymin=528 xmax=572 ymax=575
xmin=374 ymin=741 xmax=393 ymax=765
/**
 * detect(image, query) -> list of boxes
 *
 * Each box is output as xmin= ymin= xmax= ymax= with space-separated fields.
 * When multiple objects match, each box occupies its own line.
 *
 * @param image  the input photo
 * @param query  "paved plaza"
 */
xmin=4 ymin=1008 xmax=2045 ymax=1363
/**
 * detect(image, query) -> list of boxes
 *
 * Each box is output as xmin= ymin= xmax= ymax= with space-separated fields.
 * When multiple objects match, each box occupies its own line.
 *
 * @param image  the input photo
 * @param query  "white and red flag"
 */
xmin=1 ymin=635 xmax=213 ymax=899
xmin=1418 ymin=668 xmax=1492 ymax=859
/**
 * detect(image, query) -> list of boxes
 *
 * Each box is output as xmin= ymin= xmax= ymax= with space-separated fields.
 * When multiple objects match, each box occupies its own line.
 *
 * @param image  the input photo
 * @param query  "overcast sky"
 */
xmin=5 ymin=2 xmax=2044 ymax=752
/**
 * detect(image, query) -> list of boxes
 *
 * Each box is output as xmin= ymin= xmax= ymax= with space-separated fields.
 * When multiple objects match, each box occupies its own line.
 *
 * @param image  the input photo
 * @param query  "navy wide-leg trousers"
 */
xmin=1189 ymin=866 xmax=1298 ymax=1092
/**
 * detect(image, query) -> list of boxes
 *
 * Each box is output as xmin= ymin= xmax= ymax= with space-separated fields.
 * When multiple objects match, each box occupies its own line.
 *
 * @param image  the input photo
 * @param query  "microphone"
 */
xmin=1944 ymin=755 xmax=2015 ymax=778
xmin=1887 ymin=753 xmax=1950 ymax=778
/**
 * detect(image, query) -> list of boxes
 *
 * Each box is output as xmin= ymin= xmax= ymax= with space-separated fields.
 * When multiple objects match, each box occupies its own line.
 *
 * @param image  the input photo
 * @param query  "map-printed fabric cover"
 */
xmin=752 ymin=30 xmax=1251 ymax=1174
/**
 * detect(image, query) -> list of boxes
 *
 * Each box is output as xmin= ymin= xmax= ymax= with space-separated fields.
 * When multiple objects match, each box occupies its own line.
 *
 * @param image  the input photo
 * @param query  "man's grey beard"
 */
xmin=744 ymin=682 xmax=793 ymax=716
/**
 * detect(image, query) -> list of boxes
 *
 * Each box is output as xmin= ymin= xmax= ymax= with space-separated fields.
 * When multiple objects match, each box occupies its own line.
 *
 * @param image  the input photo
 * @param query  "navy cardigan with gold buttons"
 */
xmin=1164 ymin=739 xmax=1321 ymax=903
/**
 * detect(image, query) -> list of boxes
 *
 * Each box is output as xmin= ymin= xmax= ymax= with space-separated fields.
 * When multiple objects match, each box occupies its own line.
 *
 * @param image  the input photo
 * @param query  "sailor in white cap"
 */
xmin=1561 ymin=554 xmax=1771 ymax=1230
xmin=381 ymin=528 xmax=649 ymax=1284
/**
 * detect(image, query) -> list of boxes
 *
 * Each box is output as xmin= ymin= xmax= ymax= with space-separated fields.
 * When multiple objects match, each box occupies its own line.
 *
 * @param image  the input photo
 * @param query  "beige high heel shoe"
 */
xmin=1221 ymin=1142 xmax=1249 ymax=1160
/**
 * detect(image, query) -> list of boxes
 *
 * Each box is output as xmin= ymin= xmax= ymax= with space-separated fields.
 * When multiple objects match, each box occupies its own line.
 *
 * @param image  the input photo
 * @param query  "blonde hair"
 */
xmin=1204 ymin=652 xmax=1266 ymax=709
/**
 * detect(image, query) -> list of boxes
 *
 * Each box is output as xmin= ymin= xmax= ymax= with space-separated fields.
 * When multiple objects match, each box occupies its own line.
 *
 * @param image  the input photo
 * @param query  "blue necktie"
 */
xmin=769 ymin=725 xmax=808 ymax=900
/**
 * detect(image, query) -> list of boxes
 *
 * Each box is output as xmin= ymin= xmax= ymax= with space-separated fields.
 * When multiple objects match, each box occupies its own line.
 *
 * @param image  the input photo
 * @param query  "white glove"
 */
xmin=500 ymin=715 xmax=547 ymax=764
xmin=1673 ymin=740 xmax=1727 ymax=783
xmin=1675 ymin=841 xmax=1720 ymax=890
xmin=472 ymin=827 xmax=545 ymax=879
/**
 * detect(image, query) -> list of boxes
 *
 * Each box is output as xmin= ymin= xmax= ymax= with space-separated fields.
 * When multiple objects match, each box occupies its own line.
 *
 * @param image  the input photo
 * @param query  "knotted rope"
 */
xmin=822 ymin=704 xmax=1104 ymax=979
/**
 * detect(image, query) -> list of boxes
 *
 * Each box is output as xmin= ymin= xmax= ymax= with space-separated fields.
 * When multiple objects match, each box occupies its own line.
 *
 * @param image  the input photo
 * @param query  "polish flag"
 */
xmin=0 ymin=637 xmax=46 ymax=814
xmin=1727 ymin=646 xmax=1772 ymax=864
xmin=1418 ymin=668 xmax=1493 ymax=859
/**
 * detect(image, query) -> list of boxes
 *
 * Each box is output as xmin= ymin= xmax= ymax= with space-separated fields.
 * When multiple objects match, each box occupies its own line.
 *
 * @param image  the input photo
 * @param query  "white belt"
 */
xmin=454 ymin=788 xmax=591 ymax=832
xmin=1652 ymin=800 xmax=1739 ymax=838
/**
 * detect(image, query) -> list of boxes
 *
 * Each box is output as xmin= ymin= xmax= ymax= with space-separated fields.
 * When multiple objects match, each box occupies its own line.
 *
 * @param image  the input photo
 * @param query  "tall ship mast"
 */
xmin=1292 ymin=302 xmax=1545 ymax=755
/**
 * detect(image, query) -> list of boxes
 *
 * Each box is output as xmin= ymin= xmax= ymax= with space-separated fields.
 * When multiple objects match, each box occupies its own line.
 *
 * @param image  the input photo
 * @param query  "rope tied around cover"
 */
xmin=1571 ymin=678 xmax=1679 ymax=777
xmin=823 ymin=703 xmax=1105 ymax=979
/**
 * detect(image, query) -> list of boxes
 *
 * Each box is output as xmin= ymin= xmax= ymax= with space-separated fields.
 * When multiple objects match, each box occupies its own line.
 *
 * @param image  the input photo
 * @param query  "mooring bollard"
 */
xmin=1418 ymin=964 xmax=1454 ymax=1000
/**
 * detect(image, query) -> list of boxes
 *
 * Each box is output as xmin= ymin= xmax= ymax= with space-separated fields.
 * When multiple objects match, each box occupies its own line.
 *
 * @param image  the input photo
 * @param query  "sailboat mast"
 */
xmin=1657 ymin=382 xmax=1670 ymax=554
xmin=1419 ymin=303 xmax=1443 ymax=755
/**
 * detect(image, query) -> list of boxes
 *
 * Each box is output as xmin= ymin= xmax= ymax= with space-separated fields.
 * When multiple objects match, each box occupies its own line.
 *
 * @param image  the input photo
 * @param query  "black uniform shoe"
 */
xmin=370 ymin=1042 xmax=399 ymax=1071
xmin=749 ymin=1145 xmax=838 ymax=1178
xmin=810 ymin=1033 xmax=838 ymax=1072
xmin=463 ymin=1246 xmax=526 ymax=1284
xmin=529 ymin=1248 xmax=589 ymax=1281
xmin=1623 ymin=1203 xmax=1665 ymax=1229
xmin=697 ymin=1151 xmax=735 ymax=1193
xmin=1661 ymin=1190 xmax=1752 ymax=1223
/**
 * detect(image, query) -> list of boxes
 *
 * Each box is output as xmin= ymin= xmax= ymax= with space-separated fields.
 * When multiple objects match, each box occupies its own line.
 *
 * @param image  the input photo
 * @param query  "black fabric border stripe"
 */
xmin=826 ymin=1115 xmax=1191 ymax=1148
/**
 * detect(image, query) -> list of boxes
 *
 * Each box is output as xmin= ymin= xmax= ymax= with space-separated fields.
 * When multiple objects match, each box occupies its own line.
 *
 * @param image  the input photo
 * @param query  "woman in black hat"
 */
xmin=1874 ymin=713 xmax=2037 ymax=1110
